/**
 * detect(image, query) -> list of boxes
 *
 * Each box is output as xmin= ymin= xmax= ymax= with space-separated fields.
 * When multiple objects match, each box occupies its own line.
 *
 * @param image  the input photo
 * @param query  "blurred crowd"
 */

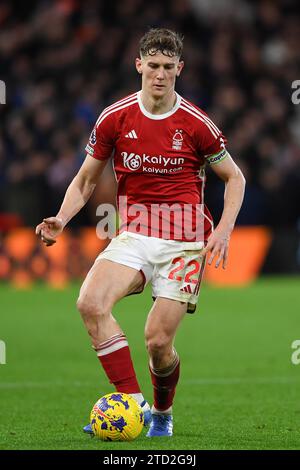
xmin=0 ymin=0 xmax=299 ymax=229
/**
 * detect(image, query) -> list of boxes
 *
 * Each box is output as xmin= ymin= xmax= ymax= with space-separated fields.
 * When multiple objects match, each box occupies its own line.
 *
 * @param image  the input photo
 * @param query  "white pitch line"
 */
xmin=0 ymin=377 xmax=299 ymax=389
xmin=185 ymin=377 xmax=300 ymax=385
xmin=0 ymin=381 xmax=94 ymax=389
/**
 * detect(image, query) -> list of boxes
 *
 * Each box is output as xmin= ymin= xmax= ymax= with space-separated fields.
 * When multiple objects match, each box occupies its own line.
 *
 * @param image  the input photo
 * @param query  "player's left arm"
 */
xmin=203 ymin=154 xmax=246 ymax=269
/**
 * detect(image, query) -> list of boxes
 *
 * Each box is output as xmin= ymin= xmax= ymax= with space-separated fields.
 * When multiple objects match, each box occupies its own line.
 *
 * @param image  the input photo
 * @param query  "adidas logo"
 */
xmin=180 ymin=284 xmax=193 ymax=294
xmin=125 ymin=130 xmax=138 ymax=139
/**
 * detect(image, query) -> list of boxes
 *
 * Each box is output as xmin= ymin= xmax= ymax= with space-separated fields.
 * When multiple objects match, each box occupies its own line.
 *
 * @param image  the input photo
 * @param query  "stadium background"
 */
xmin=0 ymin=0 xmax=299 ymax=450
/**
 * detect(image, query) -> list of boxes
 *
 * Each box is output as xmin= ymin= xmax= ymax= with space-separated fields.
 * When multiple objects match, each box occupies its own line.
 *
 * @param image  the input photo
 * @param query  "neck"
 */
xmin=140 ymin=89 xmax=177 ymax=115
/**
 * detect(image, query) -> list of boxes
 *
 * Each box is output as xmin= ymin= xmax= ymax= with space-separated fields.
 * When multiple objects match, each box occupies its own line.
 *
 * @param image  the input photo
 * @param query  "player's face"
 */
xmin=136 ymin=52 xmax=184 ymax=99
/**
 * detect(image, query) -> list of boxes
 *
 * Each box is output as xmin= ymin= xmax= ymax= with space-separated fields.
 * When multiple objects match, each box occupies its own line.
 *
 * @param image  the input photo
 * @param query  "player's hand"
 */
xmin=35 ymin=217 xmax=64 ymax=247
xmin=202 ymin=228 xmax=231 ymax=269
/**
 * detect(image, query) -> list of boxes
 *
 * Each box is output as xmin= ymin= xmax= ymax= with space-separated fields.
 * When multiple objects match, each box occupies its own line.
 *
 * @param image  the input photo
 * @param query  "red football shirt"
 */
xmin=85 ymin=91 xmax=227 ymax=242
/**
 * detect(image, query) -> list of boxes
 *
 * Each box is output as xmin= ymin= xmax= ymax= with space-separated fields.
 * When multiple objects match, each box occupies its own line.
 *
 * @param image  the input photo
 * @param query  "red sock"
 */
xmin=94 ymin=333 xmax=141 ymax=394
xmin=149 ymin=350 xmax=180 ymax=412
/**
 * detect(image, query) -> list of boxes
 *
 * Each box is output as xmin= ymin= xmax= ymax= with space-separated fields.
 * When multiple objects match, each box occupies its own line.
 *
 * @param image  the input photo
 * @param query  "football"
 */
xmin=90 ymin=392 xmax=144 ymax=441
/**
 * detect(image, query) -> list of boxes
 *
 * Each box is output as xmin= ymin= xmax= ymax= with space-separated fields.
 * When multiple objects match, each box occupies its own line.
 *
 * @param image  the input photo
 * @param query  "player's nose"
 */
xmin=156 ymin=68 xmax=165 ymax=79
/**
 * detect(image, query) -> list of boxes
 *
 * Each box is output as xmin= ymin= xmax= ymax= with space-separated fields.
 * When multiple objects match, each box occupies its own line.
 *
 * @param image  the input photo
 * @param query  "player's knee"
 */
xmin=76 ymin=295 xmax=111 ymax=320
xmin=145 ymin=333 xmax=170 ymax=356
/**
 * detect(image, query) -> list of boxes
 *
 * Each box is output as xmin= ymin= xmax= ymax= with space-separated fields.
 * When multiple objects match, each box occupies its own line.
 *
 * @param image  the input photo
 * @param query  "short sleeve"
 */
xmin=195 ymin=112 xmax=229 ymax=165
xmin=85 ymin=111 xmax=116 ymax=161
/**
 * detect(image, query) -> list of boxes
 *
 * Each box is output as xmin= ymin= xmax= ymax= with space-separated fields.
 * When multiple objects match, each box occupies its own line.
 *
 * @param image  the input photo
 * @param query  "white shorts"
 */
xmin=96 ymin=231 xmax=206 ymax=312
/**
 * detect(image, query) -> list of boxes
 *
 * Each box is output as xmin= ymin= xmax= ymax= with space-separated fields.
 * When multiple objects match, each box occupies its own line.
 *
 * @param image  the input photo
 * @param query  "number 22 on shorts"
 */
xmin=168 ymin=257 xmax=201 ymax=284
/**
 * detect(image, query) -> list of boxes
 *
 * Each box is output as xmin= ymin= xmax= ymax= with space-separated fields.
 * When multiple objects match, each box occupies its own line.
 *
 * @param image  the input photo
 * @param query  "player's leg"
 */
xmin=144 ymin=297 xmax=187 ymax=437
xmin=77 ymin=258 xmax=151 ymax=430
xmin=77 ymin=258 xmax=142 ymax=346
xmin=144 ymin=238 xmax=206 ymax=436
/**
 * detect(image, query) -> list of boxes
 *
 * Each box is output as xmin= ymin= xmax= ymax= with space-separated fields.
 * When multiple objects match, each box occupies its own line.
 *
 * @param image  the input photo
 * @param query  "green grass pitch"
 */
xmin=0 ymin=277 xmax=299 ymax=450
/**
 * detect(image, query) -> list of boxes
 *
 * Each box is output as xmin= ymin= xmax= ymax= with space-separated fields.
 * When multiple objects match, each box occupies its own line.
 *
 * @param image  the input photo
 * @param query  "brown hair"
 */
xmin=139 ymin=28 xmax=184 ymax=58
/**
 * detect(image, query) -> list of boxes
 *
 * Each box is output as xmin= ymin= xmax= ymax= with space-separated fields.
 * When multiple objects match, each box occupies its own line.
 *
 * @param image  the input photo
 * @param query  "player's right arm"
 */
xmin=35 ymin=155 xmax=107 ymax=246
xmin=36 ymin=107 xmax=116 ymax=246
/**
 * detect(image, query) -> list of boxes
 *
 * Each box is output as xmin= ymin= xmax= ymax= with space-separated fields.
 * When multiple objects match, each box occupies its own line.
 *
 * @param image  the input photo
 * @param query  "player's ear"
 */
xmin=176 ymin=61 xmax=184 ymax=76
xmin=135 ymin=58 xmax=143 ymax=74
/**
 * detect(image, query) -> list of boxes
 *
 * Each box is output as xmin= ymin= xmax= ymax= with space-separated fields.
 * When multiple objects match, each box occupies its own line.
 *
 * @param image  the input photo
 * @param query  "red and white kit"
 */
xmin=86 ymin=91 xmax=228 ymax=310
